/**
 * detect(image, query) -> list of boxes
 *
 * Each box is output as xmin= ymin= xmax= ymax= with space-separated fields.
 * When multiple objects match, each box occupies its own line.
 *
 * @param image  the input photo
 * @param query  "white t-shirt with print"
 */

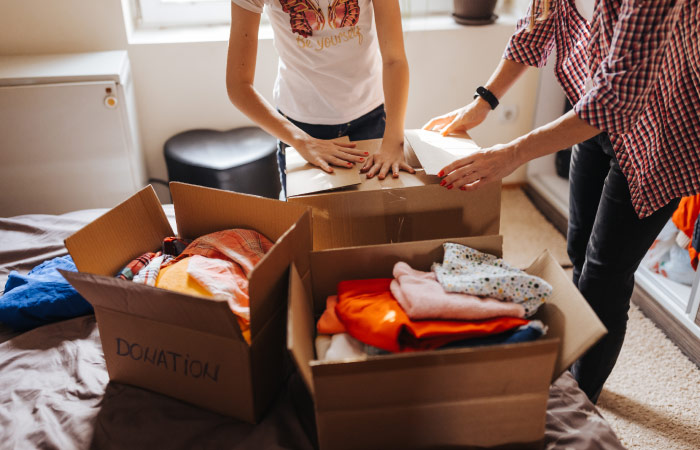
xmin=232 ymin=0 xmax=384 ymax=125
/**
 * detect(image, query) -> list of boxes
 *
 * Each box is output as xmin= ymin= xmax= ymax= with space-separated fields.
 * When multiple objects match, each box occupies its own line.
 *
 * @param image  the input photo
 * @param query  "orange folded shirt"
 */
xmin=672 ymin=195 xmax=700 ymax=269
xmin=336 ymin=278 xmax=529 ymax=353
xmin=317 ymin=295 xmax=347 ymax=335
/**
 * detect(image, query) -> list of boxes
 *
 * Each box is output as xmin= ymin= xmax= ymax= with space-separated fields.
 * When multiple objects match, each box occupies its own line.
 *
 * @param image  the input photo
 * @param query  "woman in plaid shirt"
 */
xmin=425 ymin=0 xmax=699 ymax=403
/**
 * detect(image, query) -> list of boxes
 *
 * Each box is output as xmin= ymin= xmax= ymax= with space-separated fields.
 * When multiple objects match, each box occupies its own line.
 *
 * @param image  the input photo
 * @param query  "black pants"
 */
xmin=276 ymin=104 xmax=386 ymax=199
xmin=567 ymin=133 xmax=679 ymax=403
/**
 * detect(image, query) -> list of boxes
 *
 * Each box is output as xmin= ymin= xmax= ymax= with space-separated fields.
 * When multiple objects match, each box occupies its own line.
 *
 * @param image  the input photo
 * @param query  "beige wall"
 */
xmin=1 ymin=0 xmax=538 ymax=187
xmin=1 ymin=0 xmax=128 ymax=54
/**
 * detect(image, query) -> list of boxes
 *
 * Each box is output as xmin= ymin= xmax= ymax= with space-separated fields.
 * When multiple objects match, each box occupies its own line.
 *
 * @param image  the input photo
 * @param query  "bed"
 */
xmin=0 ymin=207 xmax=625 ymax=449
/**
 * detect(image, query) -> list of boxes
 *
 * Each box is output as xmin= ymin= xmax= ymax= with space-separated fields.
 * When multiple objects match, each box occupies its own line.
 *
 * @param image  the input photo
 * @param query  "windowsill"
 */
xmin=127 ymin=14 xmax=520 ymax=46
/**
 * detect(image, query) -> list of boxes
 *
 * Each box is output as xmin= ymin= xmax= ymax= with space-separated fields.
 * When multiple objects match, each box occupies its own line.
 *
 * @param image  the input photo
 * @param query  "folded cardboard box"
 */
xmin=286 ymin=135 xmax=500 ymax=250
xmin=62 ymin=182 xmax=312 ymax=423
xmin=288 ymin=236 xmax=607 ymax=449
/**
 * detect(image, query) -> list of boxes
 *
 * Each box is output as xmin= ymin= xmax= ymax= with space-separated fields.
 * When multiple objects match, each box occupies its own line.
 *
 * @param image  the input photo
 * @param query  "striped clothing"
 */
xmin=505 ymin=0 xmax=700 ymax=218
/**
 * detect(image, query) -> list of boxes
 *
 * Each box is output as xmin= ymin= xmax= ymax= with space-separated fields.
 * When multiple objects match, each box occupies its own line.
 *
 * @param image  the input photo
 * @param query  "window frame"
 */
xmin=133 ymin=0 xmax=453 ymax=29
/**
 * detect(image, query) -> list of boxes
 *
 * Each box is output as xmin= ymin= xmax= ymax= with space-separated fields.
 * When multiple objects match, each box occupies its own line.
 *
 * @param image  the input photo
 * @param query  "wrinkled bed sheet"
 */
xmin=0 ymin=207 xmax=626 ymax=450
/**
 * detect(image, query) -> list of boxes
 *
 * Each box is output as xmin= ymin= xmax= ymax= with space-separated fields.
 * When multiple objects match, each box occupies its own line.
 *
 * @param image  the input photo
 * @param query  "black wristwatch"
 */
xmin=474 ymin=86 xmax=499 ymax=110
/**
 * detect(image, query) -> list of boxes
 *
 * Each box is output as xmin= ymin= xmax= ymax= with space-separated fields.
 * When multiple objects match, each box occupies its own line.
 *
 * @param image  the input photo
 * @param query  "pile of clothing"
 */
xmin=116 ymin=229 xmax=274 ymax=344
xmin=315 ymin=243 xmax=552 ymax=360
xmin=0 ymin=255 xmax=92 ymax=331
xmin=644 ymin=194 xmax=700 ymax=285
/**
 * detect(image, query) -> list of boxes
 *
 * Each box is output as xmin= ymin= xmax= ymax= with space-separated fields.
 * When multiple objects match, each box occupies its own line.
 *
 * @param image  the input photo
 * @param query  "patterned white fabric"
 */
xmin=132 ymin=254 xmax=173 ymax=287
xmin=432 ymin=243 xmax=551 ymax=317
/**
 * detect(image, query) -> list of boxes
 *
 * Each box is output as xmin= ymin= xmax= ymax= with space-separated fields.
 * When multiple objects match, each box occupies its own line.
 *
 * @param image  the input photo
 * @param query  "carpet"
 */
xmin=501 ymin=186 xmax=700 ymax=450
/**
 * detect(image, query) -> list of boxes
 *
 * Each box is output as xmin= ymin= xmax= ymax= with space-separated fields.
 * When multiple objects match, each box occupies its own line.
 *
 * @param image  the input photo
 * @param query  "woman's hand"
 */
xmin=295 ymin=137 xmax=369 ymax=173
xmin=422 ymin=98 xmax=492 ymax=136
xmin=361 ymin=140 xmax=415 ymax=179
xmin=439 ymin=142 xmax=523 ymax=191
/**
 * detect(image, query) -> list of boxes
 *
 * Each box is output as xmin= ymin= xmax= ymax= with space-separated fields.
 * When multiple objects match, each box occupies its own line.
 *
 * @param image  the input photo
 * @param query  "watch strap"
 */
xmin=474 ymin=86 xmax=499 ymax=110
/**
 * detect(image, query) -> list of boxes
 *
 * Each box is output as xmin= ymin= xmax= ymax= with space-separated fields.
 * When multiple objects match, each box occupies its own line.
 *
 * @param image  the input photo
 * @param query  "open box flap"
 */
xmin=525 ymin=250 xmax=608 ymax=380
xmin=248 ymin=209 xmax=312 ymax=339
xmin=61 ymin=270 xmax=245 ymax=341
xmin=169 ymin=182 xmax=309 ymax=242
xmin=404 ymin=129 xmax=481 ymax=176
xmin=65 ymin=185 xmax=173 ymax=277
xmin=308 ymin=235 xmax=503 ymax=310
xmin=287 ymin=263 xmax=315 ymax=394
xmin=290 ymin=181 xmax=501 ymax=251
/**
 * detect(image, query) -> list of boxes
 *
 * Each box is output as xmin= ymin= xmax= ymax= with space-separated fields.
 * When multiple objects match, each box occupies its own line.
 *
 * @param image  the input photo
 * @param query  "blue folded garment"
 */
xmin=443 ymin=320 xmax=547 ymax=349
xmin=1 ymin=255 xmax=92 ymax=331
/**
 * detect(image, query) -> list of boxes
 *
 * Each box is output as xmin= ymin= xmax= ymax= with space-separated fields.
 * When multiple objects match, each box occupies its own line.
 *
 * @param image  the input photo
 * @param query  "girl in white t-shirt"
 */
xmin=227 ymin=0 xmax=412 ymax=196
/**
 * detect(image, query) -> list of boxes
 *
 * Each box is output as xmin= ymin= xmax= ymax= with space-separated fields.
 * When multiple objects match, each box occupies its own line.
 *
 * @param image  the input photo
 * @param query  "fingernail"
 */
xmin=393 ymin=173 xmax=398 ymax=178
xmin=359 ymin=158 xmax=364 ymax=162
xmin=440 ymin=180 xmax=446 ymax=186
xmin=447 ymin=185 xmax=454 ymax=190
xmin=460 ymin=186 xmax=466 ymax=191
xmin=347 ymin=163 xmax=353 ymax=167
xmin=438 ymin=170 xmax=444 ymax=177
xmin=364 ymin=152 xmax=369 ymax=155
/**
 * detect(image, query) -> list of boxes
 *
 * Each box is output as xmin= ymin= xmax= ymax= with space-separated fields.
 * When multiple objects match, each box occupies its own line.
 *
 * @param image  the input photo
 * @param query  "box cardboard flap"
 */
xmin=525 ymin=250 xmax=607 ymax=379
xmin=291 ymin=182 xmax=501 ymax=251
xmin=65 ymin=185 xmax=173 ymax=276
xmin=309 ymin=235 xmax=503 ymax=311
xmin=404 ymin=129 xmax=480 ymax=175
xmin=169 ymin=182 xmax=309 ymax=242
xmin=309 ymin=339 xmax=558 ymax=412
xmin=285 ymin=136 xmax=360 ymax=197
xmin=248 ymin=209 xmax=312 ymax=339
xmin=61 ymin=270 xmax=245 ymax=341
xmin=287 ymin=263 xmax=315 ymax=394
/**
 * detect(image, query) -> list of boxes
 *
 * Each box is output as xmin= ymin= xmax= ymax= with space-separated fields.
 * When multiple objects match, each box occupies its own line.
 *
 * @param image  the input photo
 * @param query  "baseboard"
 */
xmin=632 ymin=284 xmax=700 ymax=368
xmin=522 ymin=183 xmax=568 ymax=236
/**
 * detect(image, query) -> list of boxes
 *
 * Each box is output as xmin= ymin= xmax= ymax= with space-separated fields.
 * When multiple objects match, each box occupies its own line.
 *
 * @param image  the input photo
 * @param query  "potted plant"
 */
xmin=453 ymin=0 xmax=499 ymax=25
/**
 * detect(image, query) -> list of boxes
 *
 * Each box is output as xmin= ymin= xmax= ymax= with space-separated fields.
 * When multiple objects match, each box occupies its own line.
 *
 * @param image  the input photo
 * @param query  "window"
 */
xmin=133 ymin=0 xmax=453 ymax=29
xmin=136 ymin=0 xmax=232 ymax=28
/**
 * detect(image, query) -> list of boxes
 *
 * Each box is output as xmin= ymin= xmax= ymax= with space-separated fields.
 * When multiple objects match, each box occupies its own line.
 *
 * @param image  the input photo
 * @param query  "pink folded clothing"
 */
xmin=391 ymin=262 xmax=525 ymax=321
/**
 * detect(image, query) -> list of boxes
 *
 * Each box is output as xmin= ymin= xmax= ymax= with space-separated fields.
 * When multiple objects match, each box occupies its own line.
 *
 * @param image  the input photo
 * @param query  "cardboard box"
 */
xmin=286 ymin=137 xmax=501 ymax=250
xmin=62 ymin=182 xmax=313 ymax=423
xmin=288 ymin=236 xmax=607 ymax=449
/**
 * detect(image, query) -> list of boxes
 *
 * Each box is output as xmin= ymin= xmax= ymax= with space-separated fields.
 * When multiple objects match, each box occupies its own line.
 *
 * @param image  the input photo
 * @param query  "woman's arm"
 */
xmin=363 ymin=0 xmax=413 ymax=179
xmin=226 ymin=2 xmax=366 ymax=173
xmin=423 ymin=58 xmax=530 ymax=135
xmin=439 ymin=109 xmax=600 ymax=191
xmin=423 ymin=0 xmax=557 ymax=135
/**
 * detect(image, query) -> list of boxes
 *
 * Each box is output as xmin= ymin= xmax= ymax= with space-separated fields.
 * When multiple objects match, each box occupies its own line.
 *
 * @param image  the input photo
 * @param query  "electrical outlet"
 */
xmin=499 ymin=104 xmax=519 ymax=123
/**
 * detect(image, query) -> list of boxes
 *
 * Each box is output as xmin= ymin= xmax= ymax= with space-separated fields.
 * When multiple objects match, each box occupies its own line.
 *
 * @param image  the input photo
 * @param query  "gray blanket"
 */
xmin=0 ymin=207 xmax=625 ymax=450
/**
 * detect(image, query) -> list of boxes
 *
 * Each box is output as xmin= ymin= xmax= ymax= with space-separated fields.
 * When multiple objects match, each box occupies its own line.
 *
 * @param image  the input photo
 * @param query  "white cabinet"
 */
xmin=0 ymin=51 xmax=146 ymax=216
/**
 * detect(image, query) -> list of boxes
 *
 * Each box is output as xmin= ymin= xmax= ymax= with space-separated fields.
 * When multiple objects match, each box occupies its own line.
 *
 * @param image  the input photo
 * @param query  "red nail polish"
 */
xmin=347 ymin=163 xmax=353 ymax=166
xmin=440 ymin=180 xmax=446 ymax=186
xmin=460 ymin=186 xmax=466 ymax=191
xmin=438 ymin=170 xmax=444 ymax=177
xmin=360 ymin=158 xmax=365 ymax=162
xmin=364 ymin=152 xmax=369 ymax=155
xmin=447 ymin=185 xmax=454 ymax=190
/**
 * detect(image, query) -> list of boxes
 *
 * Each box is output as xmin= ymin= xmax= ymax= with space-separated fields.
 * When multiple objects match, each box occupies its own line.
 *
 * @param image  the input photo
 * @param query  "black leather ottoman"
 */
xmin=164 ymin=127 xmax=281 ymax=199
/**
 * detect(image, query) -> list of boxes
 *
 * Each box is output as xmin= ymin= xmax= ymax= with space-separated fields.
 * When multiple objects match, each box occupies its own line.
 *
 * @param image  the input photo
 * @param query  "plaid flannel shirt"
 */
xmin=505 ymin=0 xmax=700 ymax=218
